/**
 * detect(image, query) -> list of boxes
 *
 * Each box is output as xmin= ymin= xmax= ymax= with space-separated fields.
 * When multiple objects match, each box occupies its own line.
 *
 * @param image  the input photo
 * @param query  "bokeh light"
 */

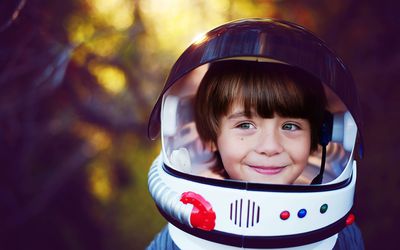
xmin=89 ymin=63 xmax=127 ymax=95
xmin=87 ymin=0 xmax=134 ymax=30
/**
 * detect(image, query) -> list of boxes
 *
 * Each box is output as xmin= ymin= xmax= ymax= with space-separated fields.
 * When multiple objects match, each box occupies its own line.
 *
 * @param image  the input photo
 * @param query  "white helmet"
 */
xmin=148 ymin=18 xmax=363 ymax=249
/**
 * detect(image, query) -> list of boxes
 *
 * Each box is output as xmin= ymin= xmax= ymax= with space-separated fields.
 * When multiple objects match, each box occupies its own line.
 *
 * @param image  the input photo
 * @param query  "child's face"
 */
xmin=215 ymin=102 xmax=311 ymax=184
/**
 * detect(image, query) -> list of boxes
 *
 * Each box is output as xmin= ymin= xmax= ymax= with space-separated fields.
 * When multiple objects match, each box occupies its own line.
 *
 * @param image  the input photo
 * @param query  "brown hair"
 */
xmin=194 ymin=60 xmax=327 ymax=151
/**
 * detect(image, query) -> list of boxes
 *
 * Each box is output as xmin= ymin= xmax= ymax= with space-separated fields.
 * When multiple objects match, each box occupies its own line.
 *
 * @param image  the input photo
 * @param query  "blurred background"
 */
xmin=0 ymin=0 xmax=398 ymax=249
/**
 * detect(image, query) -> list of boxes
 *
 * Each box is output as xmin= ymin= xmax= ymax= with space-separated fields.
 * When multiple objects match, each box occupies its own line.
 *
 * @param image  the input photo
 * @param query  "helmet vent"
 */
xmin=230 ymin=199 xmax=260 ymax=228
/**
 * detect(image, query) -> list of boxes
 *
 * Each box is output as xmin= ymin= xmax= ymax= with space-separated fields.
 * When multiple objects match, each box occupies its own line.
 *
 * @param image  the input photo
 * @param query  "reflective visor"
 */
xmin=148 ymin=18 xmax=362 ymax=143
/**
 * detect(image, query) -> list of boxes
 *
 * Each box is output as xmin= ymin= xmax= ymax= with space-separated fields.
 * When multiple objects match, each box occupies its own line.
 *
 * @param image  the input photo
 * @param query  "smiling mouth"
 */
xmin=250 ymin=166 xmax=286 ymax=175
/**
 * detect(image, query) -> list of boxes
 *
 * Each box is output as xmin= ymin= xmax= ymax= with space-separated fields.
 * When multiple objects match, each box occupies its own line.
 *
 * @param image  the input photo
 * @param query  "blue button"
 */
xmin=297 ymin=209 xmax=307 ymax=218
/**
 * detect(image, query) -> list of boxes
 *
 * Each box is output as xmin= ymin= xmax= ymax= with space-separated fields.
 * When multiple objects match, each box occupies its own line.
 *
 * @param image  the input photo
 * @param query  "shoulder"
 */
xmin=146 ymin=225 xmax=180 ymax=250
xmin=333 ymin=223 xmax=365 ymax=250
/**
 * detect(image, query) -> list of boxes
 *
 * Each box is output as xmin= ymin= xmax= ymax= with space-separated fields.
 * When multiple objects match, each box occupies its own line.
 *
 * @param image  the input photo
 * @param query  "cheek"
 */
xmin=283 ymin=133 xmax=311 ymax=158
xmin=299 ymin=148 xmax=311 ymax=164
xmin=292 ymin=138 xmax=311 ymax=163
xmin=218 ymin=141 xmax=238 ymax=162
xmin=217 ymin=136 xmax=248 ymax=166
xmin=218 ymin=135 xmax=252 ymax=156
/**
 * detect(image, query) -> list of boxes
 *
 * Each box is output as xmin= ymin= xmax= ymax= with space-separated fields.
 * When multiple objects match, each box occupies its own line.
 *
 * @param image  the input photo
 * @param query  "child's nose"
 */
xmin=254 ymin=130 xmax=284 ymax=156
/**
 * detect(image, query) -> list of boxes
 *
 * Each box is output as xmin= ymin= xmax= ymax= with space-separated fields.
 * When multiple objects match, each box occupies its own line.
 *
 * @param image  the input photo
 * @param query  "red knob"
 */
xmin=180 ymin=191 xmax=216 ymax=231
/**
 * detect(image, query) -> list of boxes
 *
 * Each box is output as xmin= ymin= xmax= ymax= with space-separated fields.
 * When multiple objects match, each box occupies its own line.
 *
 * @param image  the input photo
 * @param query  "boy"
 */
xmin=194 ymin=60 xmax=326 ymax=185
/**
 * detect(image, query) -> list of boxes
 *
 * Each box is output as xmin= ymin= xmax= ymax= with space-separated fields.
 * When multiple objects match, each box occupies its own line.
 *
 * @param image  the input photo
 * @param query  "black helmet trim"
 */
xmin=163 ymin=163 xmax=352 ymax=192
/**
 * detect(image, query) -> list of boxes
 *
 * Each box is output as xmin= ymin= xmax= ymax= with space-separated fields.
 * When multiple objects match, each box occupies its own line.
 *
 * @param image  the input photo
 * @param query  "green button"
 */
xmin=320 ymin=204 xmax=328 ymax=214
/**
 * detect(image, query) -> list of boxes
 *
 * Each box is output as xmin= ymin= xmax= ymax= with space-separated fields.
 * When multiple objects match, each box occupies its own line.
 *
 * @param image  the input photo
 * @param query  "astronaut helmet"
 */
xmin=148 ymin=18 xmax=363 ymax=249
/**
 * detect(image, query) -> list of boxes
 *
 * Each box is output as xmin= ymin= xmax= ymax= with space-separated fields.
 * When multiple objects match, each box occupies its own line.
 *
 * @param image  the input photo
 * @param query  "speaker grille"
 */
xmin=230 ymin=199 xmax=260 ymax=227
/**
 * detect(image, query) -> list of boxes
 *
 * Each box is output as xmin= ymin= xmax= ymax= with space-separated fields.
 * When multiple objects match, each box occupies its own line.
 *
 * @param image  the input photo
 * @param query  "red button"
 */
xmin=280 ymin=211 xmax=290 ymax=220
xmin=346 ymin=213 xmax=355 ymax=225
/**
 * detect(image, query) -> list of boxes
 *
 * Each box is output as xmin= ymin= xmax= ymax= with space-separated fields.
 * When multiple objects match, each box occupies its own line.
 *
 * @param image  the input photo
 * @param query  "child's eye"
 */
xmin=236 ymin=122 xmax=255 ymax=129
xmin=282 ymin=123 xmax=300 ymax=131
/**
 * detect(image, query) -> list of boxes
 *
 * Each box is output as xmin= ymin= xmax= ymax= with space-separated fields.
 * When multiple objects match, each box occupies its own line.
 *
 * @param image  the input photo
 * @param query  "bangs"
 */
xmin=221 ymin=62 xmax=318 ymax=120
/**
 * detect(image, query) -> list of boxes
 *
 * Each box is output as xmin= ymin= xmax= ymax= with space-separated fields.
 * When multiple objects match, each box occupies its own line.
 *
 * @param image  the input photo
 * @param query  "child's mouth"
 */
xmin=250 ymin=166 xmax=286 ymax=175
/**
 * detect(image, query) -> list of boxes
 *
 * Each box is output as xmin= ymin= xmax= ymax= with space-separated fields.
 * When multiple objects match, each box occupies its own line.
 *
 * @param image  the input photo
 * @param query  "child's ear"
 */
xmin=204 ymin=141 xmax=218 ymax=152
